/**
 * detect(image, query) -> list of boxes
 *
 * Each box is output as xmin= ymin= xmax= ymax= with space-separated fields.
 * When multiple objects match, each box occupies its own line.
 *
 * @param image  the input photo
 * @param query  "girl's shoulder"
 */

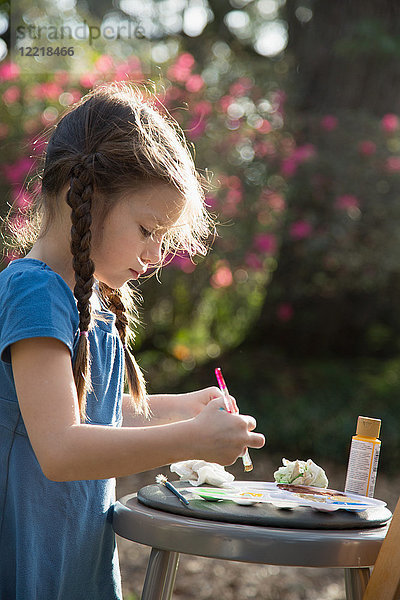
xmin=0 ymin=258 xmax=76 ymax=307
xmin=0 ymin=258 xmax=80 ymax=364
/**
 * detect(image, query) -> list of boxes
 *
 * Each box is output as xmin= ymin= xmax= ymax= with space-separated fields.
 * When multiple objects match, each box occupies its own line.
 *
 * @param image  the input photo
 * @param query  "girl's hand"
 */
xmin=172 ymin=386 xmax=238 ymax=420
xmin=190 ymin=397 xmax=265 ymax=466
xmin=139 ymin=387 xmax=238 ymax=426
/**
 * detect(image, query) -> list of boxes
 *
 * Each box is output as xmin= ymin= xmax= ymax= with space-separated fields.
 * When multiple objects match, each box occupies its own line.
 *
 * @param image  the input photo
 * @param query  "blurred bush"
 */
xmin=0 ymin=51 xmax=285 ymax=388
xmin=174 ymin=350 xmax=400 ymax=474
xmin=254 ymin=107 xmax=400 ymax=358
xmin=3 ymin=43 xmax=400 ymax=385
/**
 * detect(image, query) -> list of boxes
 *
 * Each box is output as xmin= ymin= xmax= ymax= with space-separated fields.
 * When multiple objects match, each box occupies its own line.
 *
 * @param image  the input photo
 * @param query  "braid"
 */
xmin=98 ymin=282 xmax=148 ymax=417
xmin=66 ymin=155 xmax=96 ymax=420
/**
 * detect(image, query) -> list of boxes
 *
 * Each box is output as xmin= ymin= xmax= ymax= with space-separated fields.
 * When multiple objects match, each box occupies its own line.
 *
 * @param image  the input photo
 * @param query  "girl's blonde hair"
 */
xmin=10 ymin=81 xmax=214 ymax=420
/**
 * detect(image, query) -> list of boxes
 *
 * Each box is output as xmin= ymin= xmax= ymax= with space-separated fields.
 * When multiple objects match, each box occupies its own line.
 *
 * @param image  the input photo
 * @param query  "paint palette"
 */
xmin=187 ymin=481 xmax=387 ymax=512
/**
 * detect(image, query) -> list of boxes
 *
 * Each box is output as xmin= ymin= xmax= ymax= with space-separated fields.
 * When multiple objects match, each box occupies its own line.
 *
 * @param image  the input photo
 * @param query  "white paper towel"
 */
xmin=170 ymin=460 xmax=235 ymax=486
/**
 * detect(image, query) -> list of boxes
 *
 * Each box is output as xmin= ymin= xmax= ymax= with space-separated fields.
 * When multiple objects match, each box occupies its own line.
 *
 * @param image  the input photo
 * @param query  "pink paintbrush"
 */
xmin=215 ymin=367 xmax=253 ymax=472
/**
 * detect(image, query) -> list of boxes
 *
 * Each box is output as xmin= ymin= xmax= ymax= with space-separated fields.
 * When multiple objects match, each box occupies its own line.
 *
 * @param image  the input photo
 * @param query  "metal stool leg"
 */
xmin=141 ymin=547 xmax=180 ymax=600
xmin=344 ymin=567 xmax=371 ymax=600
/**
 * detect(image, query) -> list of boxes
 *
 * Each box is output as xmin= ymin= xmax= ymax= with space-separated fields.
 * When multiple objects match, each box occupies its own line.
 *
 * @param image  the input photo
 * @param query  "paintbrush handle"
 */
xmin=219 ymin=376 xmax=253 ymax=472
xmin=165 ymin=481 xmax=190 ymax=506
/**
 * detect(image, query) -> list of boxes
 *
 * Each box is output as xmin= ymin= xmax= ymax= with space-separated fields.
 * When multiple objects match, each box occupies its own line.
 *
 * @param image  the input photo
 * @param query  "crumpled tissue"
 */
xmin=273 ymin=458 xmax=329 ymax=488
xmin=170 ymin=460 xmax=235 ymax=487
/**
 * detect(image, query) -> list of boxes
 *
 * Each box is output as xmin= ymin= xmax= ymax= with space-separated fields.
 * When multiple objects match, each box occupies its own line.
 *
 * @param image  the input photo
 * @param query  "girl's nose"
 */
xmin=142 ymin=237 xmax=163 ymax=266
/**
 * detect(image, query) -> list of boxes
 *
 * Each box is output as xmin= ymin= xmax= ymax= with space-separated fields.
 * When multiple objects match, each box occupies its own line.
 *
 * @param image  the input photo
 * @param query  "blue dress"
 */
xmin=0 ymin=258 xmax=124 ymax=599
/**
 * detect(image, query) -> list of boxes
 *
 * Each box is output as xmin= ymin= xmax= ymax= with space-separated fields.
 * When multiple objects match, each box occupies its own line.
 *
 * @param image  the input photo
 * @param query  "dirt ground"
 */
xmin=116 ymin=457 xmax=400 ymax=600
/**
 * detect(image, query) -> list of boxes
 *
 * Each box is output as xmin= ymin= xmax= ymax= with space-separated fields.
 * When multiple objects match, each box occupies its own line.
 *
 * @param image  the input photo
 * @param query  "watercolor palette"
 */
xmin=187 ymin=481 xmax=387 ymax=512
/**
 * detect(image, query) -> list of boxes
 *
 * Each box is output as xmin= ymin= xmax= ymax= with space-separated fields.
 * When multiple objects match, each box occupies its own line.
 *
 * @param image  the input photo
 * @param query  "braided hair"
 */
xmin=12 ymin=82 xmax=214 ymax=420
xmin=65 ymin=156 xmax=96 ymax=411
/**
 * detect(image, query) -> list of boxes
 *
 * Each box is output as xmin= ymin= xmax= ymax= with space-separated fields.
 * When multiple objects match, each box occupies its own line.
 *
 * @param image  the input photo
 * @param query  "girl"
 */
xmin=0 ymin=81 xmax=265 ymax=599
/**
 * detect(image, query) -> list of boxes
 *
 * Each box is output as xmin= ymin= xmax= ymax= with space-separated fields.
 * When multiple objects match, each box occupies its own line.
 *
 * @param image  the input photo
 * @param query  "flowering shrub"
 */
xmin=0 ymin=53 xmax=286 ymax=387
xmin=2 ymin=49 xmax=400 ymax=387
xmin=259 ymin=108 xmax=400 ymax=356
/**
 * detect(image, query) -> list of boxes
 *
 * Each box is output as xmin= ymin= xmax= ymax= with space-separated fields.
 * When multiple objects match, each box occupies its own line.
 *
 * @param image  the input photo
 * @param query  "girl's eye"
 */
xmin=140 ymin=225 xmax=152 ymax=238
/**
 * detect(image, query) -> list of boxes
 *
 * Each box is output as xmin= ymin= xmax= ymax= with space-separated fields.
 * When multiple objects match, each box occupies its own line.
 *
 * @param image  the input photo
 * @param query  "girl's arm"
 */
xmin=11 ymin=337 xmax=265 ymax=482
xmin=122 ymin=388 xmax=234 ymax=426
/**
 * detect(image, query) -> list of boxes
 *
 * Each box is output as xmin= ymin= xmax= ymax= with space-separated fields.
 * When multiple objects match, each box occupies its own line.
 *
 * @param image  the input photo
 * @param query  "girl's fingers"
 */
xmin=208 ymin=396 xmax=228 ymax=411
xmin=228 ymin=394 xmax=239 ymax=412
xmin=238 ymin=414 xmax=257 ymax=430
xmin=248 ymin=432 xmax=265 ymax=449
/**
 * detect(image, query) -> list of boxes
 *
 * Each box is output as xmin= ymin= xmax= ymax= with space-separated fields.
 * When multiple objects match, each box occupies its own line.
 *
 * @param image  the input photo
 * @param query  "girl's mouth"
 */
xmin=129 ymin=269 xmax=140 ymax=280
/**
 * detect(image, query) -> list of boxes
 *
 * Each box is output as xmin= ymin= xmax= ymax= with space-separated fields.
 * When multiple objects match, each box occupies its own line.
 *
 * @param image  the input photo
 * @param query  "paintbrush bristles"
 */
xmin=156 ymin=474 xmax=167 ymax=484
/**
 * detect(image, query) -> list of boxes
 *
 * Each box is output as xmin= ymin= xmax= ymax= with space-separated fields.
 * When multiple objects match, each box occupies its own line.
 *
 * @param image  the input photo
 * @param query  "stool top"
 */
xmin=113 ymin=493 xmax=390 ymax=567
xmin=137 ymin=482 xmax=392 ymax=530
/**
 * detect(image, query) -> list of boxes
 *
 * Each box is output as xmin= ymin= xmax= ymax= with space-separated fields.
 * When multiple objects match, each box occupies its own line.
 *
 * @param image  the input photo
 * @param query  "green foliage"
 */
xmin=171 ymin=350 xmax=400 ymax=474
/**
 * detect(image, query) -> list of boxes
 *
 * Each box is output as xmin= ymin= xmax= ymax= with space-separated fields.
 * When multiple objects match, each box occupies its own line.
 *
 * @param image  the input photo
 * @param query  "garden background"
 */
xmin=1 ymin=1 xmax=400 ymax=598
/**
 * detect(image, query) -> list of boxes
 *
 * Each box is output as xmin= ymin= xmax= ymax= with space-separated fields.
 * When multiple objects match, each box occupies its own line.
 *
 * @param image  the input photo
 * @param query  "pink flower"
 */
xmin=40 ymin=82 xmax=63 ymax=100
xmin=335 ymin=195 xmax=359 ymax=210
xmin=205 ymin=195 xmax=217 ymax=209
xmin=254 ymin=233 xmax=277 ymax=254
xmin=186 ymin=74 xmax=204 ymax=93
xmin=0 ymin=62 xmax=20 ymax=82
xmin=169 ymin=254 xmax=196 ymax=273
xmin=381 ymin=114 xmax=399 ymax=133
xmin=290 ymin=220 xmax=312 ymax=240
xmin=221 ymin=188 xmax=242 ymax=217
xmin=254 ymin=141 xmax=269 ymax=157
xmin=3 ymin=85 xmax=20 ymax=104
xmin=256 ymin=119 xmax=272 ymax=134
xmin=358 ymin=141 xmax=376 ymax=156
xmin=211 ymin=265 xmax=233 ymax=288
xmin=280 ymin=144 xmax=316 ymax=178
xmin=79 ymin=72 xmax=99 ymax=88
xmin=277 ymin=303 xmax=294 ymax=322
xmin=266 ymin=192 xmax=285 ymax=213
xmin=167 ymin=53 xmax=195 ymax=83
xmin=3 ymin=157 xmax=34 ymax=184
xmin=30 ymin=82 xmax=63 ymax=101
xmin=69 ymin=89 xmax=82 ymax=103
xmin=14 ymin=189 xmax=33 ymax=209
xmin=95 ymin=54 xmax=114 ymax=73
xmin=163 ymin=86 xmax=182 ymax=105
xmin=114 ymin=58 xmax=143 ymax=81
xmin=280 ymin=158 xmax=298 ymax=177
xmin=293 ymin=144 xmax=316 ymax=162
xmin=229 ymin=77 xmax=253 ymax=97
xmin=177 ymin=53 xmax=195 ymax=68
xmin=193 ymin=100 xmax=212 ymax=116
xmin=245 ymin=253 xmax=263 ymax=270
xmin=320 ymin=115 xmax=338 ymax=131
xmin=270 ymin=89 xmax=287 ymax=109
xmin=219 ymin=95 xmax=234 ymax=112
xmin=114 ymin=56 xmax=144 ymax=81
xmin=187 ymin=117 xmax=206 ymax=139
xmin=227 ymin=175 xmax=242 ymax=189
xmin=386 ymin=156 xmax=400 ymax=172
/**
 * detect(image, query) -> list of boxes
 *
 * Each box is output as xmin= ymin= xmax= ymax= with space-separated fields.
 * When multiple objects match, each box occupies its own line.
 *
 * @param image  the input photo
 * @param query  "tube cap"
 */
xmin=356 ymin=416 xmax=381 ymax=438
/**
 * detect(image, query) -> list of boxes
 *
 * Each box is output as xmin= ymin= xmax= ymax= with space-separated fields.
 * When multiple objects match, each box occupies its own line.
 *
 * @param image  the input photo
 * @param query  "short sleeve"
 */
xmin=0 ymin=265 xmax=80 ymax=363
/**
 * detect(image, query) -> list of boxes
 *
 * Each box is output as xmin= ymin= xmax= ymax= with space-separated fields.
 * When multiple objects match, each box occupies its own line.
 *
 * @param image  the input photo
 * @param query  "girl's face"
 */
xmin=91 ymin=183 xmax=184 ymax=289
